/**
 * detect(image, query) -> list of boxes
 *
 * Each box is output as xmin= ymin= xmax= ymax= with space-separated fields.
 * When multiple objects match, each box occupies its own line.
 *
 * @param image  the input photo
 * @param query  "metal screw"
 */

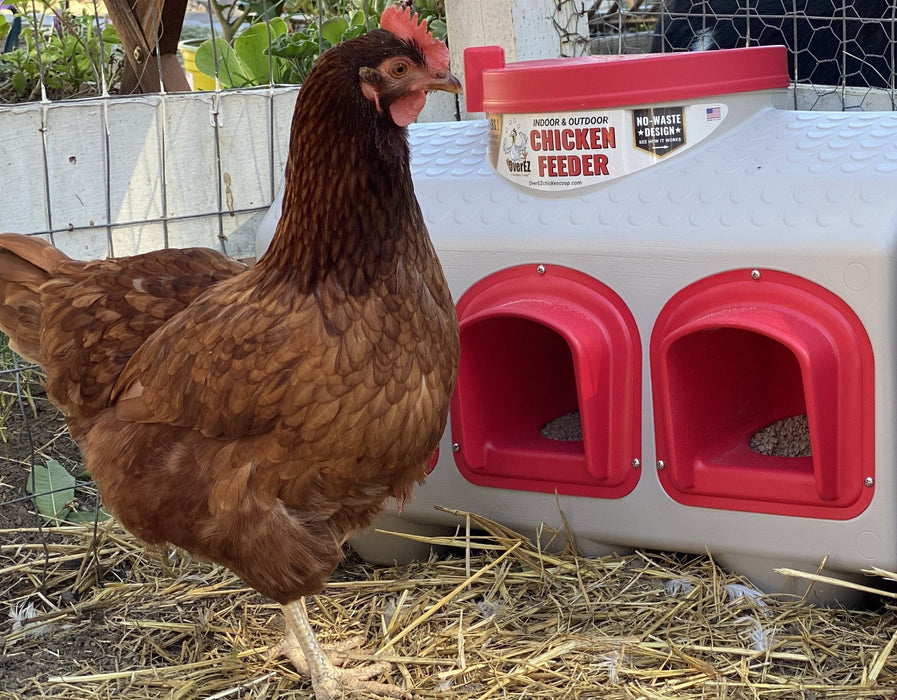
xmin=656 ymin=460 xmax=665 ymax=471
xmin=750 ymin=269 xmax=761 ymax=280
xmin=452 ymin=442 xmax=461 ymax=453
xmin=631 ymin=458 xmax=641 ymax=469
xmin=864 ymin=476 xmax=874 ymax=487
xmin=536 ymin=264 xmax=546 ymax=275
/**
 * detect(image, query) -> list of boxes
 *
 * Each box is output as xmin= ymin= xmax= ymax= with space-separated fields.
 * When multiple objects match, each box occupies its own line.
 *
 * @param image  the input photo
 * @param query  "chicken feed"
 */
xmin=541 ymin=410 xmax=813 ymax=459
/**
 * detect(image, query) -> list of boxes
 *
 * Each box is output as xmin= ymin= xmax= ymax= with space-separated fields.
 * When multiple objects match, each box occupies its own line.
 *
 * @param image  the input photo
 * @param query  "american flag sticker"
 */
xmin=706 ymin=106 xmax=722 ymax=121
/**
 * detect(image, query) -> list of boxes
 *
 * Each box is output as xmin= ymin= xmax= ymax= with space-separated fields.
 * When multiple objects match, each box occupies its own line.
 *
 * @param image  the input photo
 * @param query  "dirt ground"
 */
xmin=5 ymin=371 xmax=897 ymax=699
xmin=0 ymin=376 xmax=122 ymax=694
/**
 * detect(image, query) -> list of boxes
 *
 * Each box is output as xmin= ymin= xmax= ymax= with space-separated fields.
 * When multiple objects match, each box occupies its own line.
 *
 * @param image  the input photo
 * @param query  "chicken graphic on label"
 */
xmin=503 ymin=123 xmax=527 ymax=161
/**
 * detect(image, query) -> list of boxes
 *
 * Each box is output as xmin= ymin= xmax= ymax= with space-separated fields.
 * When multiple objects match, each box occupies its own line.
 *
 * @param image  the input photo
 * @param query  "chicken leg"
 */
xmin=274 ymin=599 xmax=409 ymax=699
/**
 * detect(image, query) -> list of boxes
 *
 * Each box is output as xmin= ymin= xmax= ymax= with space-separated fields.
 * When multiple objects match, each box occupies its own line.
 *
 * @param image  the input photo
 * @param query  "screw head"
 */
xmin=656 ymin=460 xmax=665 ymax=471
xmin=536 ymin=264 xmax=546 ymax=275
xmin=864 ymin=476 xmax=874 ymax=487
xmin=452 ymin=442 xmax=461 ymax=453
xmin=631 ymin=458 xmax=641 ymax=469
xmin=750 ymin=269 xmax=761 ymax=280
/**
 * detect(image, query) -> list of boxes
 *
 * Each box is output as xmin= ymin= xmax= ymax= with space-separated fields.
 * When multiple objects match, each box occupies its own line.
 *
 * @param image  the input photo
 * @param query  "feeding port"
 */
xmin=651 ymin=269 xmax=874 ymax=519
xmin=451 ymin=264 xmax=641 ymax=499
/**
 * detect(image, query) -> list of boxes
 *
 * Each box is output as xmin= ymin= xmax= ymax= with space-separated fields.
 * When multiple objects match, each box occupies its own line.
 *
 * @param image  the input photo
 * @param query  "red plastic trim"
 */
xmin=463 ymin=45 xmax=789 ymax=113
xmin=452 ymin=265 xmax=641 ymax=499
xmin=650 ymin=269 xmax=874 ymax=519
xmin=463 ymin=45 xmax=505 ymax=115
xmin=425 ymin=447 xmax=439 ymax=475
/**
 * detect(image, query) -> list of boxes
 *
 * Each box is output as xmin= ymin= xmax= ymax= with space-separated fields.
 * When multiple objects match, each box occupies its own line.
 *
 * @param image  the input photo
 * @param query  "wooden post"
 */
xmin=105 ymin=0 xmax=191 ymax=94
xmin=445 ymin=0 xmax=586 ymax=118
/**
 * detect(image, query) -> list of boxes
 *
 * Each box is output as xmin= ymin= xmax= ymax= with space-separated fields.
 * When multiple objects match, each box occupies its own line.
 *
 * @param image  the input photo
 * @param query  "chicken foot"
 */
xmin=276 ymin=599 xmax=410 ymax=699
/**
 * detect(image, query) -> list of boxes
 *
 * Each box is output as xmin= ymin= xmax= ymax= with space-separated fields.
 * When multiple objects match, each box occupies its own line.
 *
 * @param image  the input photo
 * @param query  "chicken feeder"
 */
xmin=260 ymin=45 xmax=897 ymax=603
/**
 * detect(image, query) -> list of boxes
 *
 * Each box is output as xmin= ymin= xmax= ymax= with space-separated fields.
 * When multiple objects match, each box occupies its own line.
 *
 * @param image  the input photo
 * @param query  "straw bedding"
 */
xmin=4 ymin=504 xmax=897 ymax=699
xmin=2 ymin=378 xmax=897 ymax=698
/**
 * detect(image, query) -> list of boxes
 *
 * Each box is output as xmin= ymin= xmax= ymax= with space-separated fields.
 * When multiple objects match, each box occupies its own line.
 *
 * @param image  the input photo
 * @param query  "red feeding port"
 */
xmin=451 ymin=265 xmax=641 ymax=498
xmin=651 ymin=269 xmax=874 ymax=519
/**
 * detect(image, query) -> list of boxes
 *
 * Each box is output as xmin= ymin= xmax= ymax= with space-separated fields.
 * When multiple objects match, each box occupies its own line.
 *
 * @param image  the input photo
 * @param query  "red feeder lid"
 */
xmin=464 ymin=45 xmax=790 ymax=113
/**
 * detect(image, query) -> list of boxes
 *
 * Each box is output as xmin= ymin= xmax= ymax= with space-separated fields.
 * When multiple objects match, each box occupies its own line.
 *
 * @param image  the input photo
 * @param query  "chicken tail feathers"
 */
xmin=0 ymin=233 xmax=68 ymax=365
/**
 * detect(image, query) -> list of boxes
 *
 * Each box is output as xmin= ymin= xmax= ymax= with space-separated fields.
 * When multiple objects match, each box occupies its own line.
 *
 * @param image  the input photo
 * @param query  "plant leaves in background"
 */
xmin=196 ymin=19 xmax=290 ymax=89
xmin=26 ymin=459 xmax=75 ymax=523
xmin=320 ymin=17 xmax=348 ymax=46
xmin=233 ymin=17 xmax=288 ymax=84
xmin=195 ymin=37 xmax=248 ymax=88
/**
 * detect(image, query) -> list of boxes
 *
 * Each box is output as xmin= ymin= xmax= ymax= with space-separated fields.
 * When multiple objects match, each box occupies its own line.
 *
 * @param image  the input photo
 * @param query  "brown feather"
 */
xmin=0 ymin=26 xmax=459 ymax=609
xmin=0 ymin=234 xmax=68 ymax=363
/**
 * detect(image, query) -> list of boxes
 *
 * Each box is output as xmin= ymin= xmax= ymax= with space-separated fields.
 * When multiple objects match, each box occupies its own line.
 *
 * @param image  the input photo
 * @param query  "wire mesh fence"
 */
xmin=585 ymin=1 xmax=897 ymax=110
xmin=0 ymin=2 xmax=453 ymax=259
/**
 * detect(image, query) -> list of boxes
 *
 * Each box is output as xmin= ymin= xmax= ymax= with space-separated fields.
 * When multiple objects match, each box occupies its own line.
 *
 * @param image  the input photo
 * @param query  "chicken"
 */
xmin=0 ymin=6 xmax=460 ymax=699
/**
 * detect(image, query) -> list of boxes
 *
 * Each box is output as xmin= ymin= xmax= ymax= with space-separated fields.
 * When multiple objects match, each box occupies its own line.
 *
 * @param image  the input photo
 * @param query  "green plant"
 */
xmin=407 ymin=0 xmax=446 ymax=39
xmin=269 ymin=0 xmax=445 ymax=85
xmin=0 ymin=6 xmax=124 ymax=103
xmin=26 ymin=458 xmax=110 ymax=524
xmin=195 ymin=1 xmax=446 ymax=89
xmin=196 ymin=16 xmax=292 ymax=87
xmin=268 ymin=6 xmax=374 ymax=84
xmin=196 ymin=2 xmax=380 ymax=88
xmin=285 ymin=0 xmax=387 ymax=20
xmin=209 ymin=0 xmax=288 ymax=44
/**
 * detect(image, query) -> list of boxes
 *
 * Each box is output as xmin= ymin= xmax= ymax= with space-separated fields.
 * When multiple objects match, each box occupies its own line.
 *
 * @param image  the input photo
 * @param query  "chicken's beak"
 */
xmin=426 ymin=70 xmax=463 ymax=95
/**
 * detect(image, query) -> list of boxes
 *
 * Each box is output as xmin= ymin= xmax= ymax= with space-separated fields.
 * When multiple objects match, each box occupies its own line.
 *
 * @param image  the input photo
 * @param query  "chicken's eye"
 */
xmin=391 ymin=61 xmax=409 ymax=77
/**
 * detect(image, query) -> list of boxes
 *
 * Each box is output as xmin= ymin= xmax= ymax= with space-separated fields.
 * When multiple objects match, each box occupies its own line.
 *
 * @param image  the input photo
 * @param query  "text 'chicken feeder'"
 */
xmin=320 ymin=45 xmax=897 ymax=603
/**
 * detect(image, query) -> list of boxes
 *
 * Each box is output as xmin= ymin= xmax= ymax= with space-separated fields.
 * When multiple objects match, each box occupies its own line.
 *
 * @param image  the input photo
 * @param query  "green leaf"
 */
xmin=26 ymin=459 xmax=76 ymax=524
xmin=320 ymin=17 xmax=349 ymax=46
xmin=348 ymin=10 xmax=368 ymax=29
xmin=269 ymin=32 xmax=321 ymax=83
xmin=11 ymin=69 xmax=27 ymax=95
xmin=267 ymin=15 xmax=288 ymax=36
xmin=67 ymin=508 xmax=111 ymax=523
xmin=344 ymin=24 xmax=367 ymax=41
xmin=270 ymin=35 xmax=318 ymax=61
xmin=101 ymin=24 xmax=120 ymax=44
xmin=234 ymin=18 xmax=287 ymax=84
xmin=195 ymin=37 xmax=247 ymax=88
xmin=427 ymin=18 xmax=447 ymax=41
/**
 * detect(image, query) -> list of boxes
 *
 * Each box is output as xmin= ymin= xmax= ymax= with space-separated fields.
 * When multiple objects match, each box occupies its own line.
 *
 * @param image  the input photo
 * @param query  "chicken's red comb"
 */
xmin=380 ymin=5 xmax=450 ymax=71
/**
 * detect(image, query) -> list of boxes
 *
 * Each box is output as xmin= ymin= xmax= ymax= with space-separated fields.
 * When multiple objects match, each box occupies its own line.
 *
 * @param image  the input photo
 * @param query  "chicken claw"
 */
xmin=277 ymin=599 xmax=410 ymax=699
xmin=270 ymin=632 xmax=368 ymax=674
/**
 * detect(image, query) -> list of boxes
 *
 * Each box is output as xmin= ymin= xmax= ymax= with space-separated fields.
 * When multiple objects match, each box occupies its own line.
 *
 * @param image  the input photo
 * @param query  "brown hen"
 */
xmin=0 ymin=6 xmax=460 ymax=699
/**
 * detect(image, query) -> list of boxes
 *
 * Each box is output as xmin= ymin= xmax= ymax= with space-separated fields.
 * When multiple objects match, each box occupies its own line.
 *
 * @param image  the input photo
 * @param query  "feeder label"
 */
xmin=489 ymin=103 xmax=728 ymax=191
xmin=633 ymin=106 xmax=686 ymax=156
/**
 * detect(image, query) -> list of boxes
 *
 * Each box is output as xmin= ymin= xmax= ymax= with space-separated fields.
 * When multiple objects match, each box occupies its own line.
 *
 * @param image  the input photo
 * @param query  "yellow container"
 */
xmin=179 ymin=40 xmax=217 ymax=91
